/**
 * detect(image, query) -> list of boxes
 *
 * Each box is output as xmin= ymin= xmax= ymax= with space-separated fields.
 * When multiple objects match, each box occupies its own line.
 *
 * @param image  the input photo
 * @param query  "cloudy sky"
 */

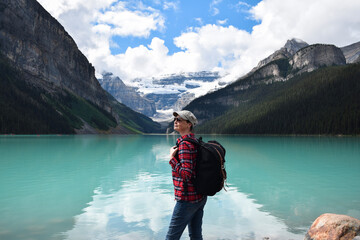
xmin=37 ymin=0 xmax=360 ymax=84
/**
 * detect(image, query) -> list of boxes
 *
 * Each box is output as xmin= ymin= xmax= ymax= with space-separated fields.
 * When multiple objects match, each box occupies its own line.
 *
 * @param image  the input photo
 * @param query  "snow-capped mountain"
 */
xmin=98 ymin=72 xmax=156 ymax=116
xmin=100 ymin=71 xmax=226 ymax=120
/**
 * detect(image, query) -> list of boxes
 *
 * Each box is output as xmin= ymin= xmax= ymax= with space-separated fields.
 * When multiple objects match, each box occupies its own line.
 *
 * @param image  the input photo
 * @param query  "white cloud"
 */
xmin=195 ymin=17 xmax=204 ymax=25
xmin=97 ymin=2 xmax=165 ymax=38
xmin=38 ymin=0 xmax=360 ymax=87
xmin=217 ymin=19 xmax=228 ymax=25
xmin=64 ymin=173 xmax=174 ymax=240
xmin=101 ymin=37 xmax=171 ymax=81
xmin=232 ymin=1 xmax=252 ymax=13
xmin=173 ymin=25 xmax=251 ymax=69
xmin=211 ymin=7 xmax=220 ymax=16
xmin=225 ymin=0 xmax=360 ymax=82
xmin=37 ymin=0 xmax=116 ymax=19
xmin=163 ymin=1 xmax=179 ymax=10
xmin=63 ymin=175 xmax=303 ymax=240
xmin=87 ymin=24 xmax=253 ymax=82
xmin=250 ymin=0 xmax=360 ymax=47
xmin=237 ymin=1 xmax=251 ymax=8
xmin=210 ymin=0 xmax=223 ymax=16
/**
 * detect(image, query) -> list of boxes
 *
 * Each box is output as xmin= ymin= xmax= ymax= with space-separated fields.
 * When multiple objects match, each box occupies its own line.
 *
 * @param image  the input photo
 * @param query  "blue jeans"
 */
xmin=166 ymin=197 xmax=207 ymax=240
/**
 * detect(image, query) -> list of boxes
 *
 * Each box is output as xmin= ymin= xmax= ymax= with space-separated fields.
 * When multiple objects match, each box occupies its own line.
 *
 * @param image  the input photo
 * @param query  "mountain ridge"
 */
xmin=101 ymin=39 xmax=359 ymax=122
xmin=100 ymin=70 xmax=223 ymax=118
xmin=183 ymin=39 xmax=360 ymax=135
xmin=0 ymin=0 xmax=161 ymax=134
xmin=98 ymin=72 xmax=157 ymax=116
xmin=341 ymin=41 xmax=360 ymax=63
xmin=191 ymin=63 xmax=360 ymax=135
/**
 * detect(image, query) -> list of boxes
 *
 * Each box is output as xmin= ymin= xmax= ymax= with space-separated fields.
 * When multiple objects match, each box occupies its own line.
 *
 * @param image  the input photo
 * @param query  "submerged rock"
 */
xmin=305 ymin=213 xmax=360 ymax=240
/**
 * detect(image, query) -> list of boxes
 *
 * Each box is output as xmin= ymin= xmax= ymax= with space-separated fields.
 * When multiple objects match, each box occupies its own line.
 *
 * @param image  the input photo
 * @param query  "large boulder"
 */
xmin=305 ymin=213 xmax=360 ymax=240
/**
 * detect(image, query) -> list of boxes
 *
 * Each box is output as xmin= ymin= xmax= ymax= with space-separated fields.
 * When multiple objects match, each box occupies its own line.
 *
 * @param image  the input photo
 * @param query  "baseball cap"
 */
xmin=173 ymin=110 xmax=198 ymax=126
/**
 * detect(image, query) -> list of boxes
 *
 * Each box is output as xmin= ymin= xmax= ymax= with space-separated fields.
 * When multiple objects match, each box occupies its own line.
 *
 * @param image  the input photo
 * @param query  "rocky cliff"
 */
xmin=0 ymin=0 xmax=112 ymax=111
xmin=290 ymin=44 xmax=346 ymax=75
xmin=237 ymin=41 xmax=347 ymax=89
xmin=145 ymin=93 xmax=180 ymax=110
xmin=173 ymin=92 xmax=196 ymax=111
xmin=0 ymin=0 xmax=161 ymax=134
xmin=101 ymin=71 xmax=222 ymax=119
xmin=250 ymin=38 xmax=309 ymax=74
xmin=341 ymin=41 xmax=360 ymax=63
xmin=184 ymin=39 xmax=360 ymax=134
xmin=99 ymin=72 xmax=156 ymax=116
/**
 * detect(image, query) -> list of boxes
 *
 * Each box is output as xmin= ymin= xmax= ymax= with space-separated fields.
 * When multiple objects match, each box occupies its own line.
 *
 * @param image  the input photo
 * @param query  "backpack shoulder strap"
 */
xmin=177 ymin=137 xmax=201 ymax=147
xmin=175 ymin=137 xmax=200 ymax=196
xmin=181 ymin=137 xmax=199 ymax=146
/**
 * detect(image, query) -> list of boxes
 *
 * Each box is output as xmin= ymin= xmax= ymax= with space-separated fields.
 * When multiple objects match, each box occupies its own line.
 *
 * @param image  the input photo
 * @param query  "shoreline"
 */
xmin=1 ymin=133 xmax=360 ymax=137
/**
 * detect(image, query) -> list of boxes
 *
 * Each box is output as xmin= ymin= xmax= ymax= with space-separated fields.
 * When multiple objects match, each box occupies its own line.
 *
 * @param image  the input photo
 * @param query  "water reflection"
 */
xmin=1 ymin=135 xmax=358 ymax=240
xmin=63 ymin=179 xmax=304 ymax=239
xmin=214 ymin=136 xmax=360 ymax=233
xmin=204 ymin=188 xmax=303 ymax=240
xmin=63 ymin=172 xmax=174 ymax=240
xmin=62 ymin=136 xmax=304 ymax=240
xmin=0 ymin=135 xmax=149 ymax=240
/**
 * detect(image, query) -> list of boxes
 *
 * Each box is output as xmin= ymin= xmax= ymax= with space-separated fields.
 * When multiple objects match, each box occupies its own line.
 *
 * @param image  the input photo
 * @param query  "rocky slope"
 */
xmin=341 ymin=41 xmax=360 ymax=63
xmin=188 ymin=62 xmax=360 ymax=134
xmin=184 ymin=39 xmax=360 ymax=134
xmin=145 ymin=71 xmax=222 ymax=112
xmin=99 ymin=72 xmax=156 ymax=116
xmin=0 ymin=0 xmax=160 ymax=134
xmin=0 ymin=0 xmax=110 ymax=110
xmin=101 ymin=71 xmax=222 ymax=118
xmin=290 ymin=44 xmax=346 ymax=75
xmin=234 ymin=41 xmax=346 ymax=92
xmin=101 ymin=39 xmax=358 ymax=121
xmin=249 ymin=38 xmax=309 ymax=74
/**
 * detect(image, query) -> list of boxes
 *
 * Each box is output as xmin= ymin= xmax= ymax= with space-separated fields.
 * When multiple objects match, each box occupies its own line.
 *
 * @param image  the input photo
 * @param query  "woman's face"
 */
xmin=174 ymin=117 xmax=191 ymax=133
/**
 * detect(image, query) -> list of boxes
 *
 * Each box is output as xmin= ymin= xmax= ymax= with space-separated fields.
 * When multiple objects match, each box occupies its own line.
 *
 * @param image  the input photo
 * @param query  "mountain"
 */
xmin=98 ymin=72 xmax=156 ymax=116
xmin=184 ymin=40 xmax=360 ymax=135
xmin=0 ymin=0 xmax=161 ymax=134
xmin=101 ymin=71 xmax=223 ymax=118
xmin=291 ymin=44 xmax=346 ymax=72
xmin=241 ymin=41 xmax=346 ymax=87
xmin=249 ymin=38 xmax=309 ymax=75
xmin=145 ymin=71 xmax=222 ymax=112
xmin=341 ymin=41 xmax=360 ymax=63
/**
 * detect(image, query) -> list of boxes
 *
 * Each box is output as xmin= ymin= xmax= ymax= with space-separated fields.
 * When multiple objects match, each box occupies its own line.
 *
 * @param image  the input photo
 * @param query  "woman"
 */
xmin=166 ymin=110 xmax=207 ymax=240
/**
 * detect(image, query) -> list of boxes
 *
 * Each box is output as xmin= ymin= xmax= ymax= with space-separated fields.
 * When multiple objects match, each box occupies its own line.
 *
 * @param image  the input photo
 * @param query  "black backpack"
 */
xmin=179 ymin=137 xmax=227 ymax=196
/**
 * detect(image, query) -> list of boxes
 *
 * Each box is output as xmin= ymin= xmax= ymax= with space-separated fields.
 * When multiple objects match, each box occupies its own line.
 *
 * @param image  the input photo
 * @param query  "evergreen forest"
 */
xmin=187 ymin=63 xmax=360 ymax=135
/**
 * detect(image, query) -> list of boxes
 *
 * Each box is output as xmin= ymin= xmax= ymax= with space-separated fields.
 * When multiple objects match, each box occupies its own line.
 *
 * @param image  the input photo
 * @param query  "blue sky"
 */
xmin=38 ymin=0 xmax=360 ymax=84
xmin=109 ymin=0 xmax=261 ymax=55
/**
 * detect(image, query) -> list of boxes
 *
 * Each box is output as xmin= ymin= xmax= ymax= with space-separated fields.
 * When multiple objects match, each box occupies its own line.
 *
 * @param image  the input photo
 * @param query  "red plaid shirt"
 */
xmin=169 ymin=133 xmax=204 ymax=203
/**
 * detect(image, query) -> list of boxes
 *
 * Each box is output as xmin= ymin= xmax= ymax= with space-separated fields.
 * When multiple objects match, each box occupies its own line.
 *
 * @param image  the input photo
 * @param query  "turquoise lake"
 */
xmin=0 ymin=135 xmax=359 ymax=240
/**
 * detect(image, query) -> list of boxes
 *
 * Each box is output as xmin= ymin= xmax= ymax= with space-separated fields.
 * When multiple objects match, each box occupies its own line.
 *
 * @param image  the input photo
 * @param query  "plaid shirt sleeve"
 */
xmin=169 ymin=140 xmax=195 ymax=181
xmin=169 ymin=134 xmax=204 ymax=202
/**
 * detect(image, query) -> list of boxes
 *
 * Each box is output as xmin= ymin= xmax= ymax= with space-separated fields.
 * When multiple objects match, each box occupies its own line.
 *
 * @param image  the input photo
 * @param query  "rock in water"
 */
xmin=305 ymin=213 xmax=360 ymax=240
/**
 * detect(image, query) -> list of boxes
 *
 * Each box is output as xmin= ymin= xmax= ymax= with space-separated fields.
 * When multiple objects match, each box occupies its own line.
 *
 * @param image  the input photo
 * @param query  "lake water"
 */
xmin=0 ymin=135 xmax=359 ymax=240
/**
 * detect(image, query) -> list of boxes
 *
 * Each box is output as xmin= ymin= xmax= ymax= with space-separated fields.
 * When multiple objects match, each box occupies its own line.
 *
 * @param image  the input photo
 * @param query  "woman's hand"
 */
xmin=170 ymin=146 xmax=178 ymax=159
